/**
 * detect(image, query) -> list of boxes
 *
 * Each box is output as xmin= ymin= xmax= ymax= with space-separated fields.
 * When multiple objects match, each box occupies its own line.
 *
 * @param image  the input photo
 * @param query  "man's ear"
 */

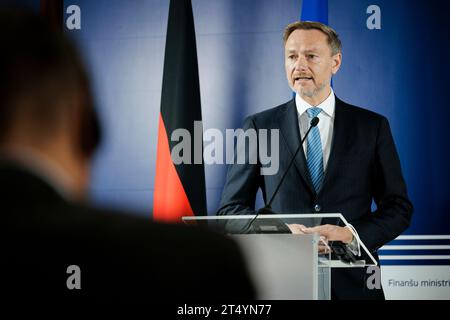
xmin=331 ymin=52 xmax=342 ymax=75
xmin=71 ymin=94 xmax=101 ymax=159
xmin=78 ymin=102 xmax=101 ymax=158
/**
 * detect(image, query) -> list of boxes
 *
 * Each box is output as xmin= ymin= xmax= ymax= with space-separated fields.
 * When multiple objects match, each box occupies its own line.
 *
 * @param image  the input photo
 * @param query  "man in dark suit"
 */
xmin=218 ymin=21 xmax=413 ymax=299
xmin=0 ymin=8 xmax=255 ymax=299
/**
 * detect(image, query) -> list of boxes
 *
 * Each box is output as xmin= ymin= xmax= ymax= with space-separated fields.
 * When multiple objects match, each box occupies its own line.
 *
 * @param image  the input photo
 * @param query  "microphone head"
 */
xmin=310 ymin=117 xmax=320 ymax=127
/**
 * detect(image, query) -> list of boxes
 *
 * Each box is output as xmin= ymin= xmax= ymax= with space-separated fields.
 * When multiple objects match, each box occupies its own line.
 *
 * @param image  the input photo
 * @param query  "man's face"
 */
xmin=284 ymin=29 xmax=341 ymax=104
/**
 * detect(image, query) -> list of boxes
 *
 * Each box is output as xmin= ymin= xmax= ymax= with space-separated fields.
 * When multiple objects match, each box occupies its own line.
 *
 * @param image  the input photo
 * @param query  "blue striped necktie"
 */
xmin=306 ymin=107 xmax=324 ymax=193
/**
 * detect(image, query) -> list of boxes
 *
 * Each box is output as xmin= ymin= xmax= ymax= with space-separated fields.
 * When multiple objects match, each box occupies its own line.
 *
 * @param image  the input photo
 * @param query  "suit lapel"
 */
xmin=277 ymin=99 xmax=315 ymax=196
xmin=320 ymin=96 xmax=350 ymax=194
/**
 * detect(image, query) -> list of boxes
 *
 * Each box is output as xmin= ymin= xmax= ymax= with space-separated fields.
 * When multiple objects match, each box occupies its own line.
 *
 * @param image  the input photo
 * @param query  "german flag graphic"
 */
xmin=153 ymin=0 xmax=206 ymax=222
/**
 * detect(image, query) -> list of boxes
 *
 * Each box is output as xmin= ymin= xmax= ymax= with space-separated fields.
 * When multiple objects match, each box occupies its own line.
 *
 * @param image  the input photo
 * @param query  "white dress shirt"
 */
xmin=295 ymin=89 xmax=361 ymax=256
xmin=295 ymin=89 xmax=335 ymax=171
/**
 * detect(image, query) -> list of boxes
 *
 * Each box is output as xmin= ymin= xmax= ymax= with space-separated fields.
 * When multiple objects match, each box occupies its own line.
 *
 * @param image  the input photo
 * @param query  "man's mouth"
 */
xmin=294 ymin=76 xmax=313 ymax=82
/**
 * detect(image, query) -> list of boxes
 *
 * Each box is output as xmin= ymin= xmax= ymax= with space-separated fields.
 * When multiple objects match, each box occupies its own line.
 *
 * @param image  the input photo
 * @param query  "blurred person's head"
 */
xmin=0 ymin=8 xmax=101 ymax=198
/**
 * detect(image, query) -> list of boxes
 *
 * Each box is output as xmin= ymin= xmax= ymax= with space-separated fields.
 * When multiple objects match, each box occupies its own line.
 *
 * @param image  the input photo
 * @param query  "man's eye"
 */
xmin=308 ymin=54 xmax=317 ymax=59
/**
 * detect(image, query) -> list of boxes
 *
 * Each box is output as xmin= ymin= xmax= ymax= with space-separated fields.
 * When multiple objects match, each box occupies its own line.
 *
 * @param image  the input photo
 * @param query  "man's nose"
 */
xmin=294 ymin=56 xmax=308 ymax=71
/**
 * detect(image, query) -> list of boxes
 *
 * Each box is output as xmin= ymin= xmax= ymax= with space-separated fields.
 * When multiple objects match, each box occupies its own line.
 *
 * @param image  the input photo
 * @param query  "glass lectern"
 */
xmin=182 ymin=213 xmax=377 ymax=300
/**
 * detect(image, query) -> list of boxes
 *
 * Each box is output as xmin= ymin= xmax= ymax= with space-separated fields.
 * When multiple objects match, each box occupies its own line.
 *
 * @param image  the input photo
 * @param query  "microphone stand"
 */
xmin=241 ymin=117 xmax=320 ymax=233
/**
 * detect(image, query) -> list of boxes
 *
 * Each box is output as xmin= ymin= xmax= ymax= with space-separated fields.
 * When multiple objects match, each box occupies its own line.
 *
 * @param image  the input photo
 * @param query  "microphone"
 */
xmin=242 ymin=116 xmax=320 ymax=233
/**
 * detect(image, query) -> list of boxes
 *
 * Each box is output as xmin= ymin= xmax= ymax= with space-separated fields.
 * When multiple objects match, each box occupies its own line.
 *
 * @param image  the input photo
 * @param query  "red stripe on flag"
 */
xmin=153 ymin=114 xmax=194 ymax=222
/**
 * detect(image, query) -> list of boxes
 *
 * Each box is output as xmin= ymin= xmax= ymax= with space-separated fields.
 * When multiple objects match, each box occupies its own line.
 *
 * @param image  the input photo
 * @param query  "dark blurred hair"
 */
xmin=0 ymin=8 xmax=101 ymax=156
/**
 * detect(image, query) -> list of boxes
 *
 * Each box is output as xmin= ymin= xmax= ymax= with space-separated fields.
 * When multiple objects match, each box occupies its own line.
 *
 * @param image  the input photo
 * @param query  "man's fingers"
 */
xmin=318 ymin=245 xmax=331 ymax=254
xmin=303 ymin=225 xmax=332 ymax=235
xmin=287 ymin=224 xmax=307 ymax=234
xmin=303 ymin=225 xmax=321 ymax=234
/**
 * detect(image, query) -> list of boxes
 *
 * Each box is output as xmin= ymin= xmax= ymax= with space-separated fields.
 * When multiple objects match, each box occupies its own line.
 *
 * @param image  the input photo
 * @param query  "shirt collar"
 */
xmin=295 ymin=87 xmax=335 ymax=118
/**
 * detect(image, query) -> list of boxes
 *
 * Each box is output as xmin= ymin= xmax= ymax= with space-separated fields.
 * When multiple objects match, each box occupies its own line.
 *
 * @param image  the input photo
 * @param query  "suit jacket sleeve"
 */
xmin=352 ymin=116 xmax=413 ymax=251
xmin=217 ymin=116 xmax=263 ymax=216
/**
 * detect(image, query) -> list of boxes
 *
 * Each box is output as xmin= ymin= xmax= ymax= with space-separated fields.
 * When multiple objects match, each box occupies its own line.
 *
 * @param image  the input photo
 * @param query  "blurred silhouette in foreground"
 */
xmin=0 ymin=8 xmax=255 ymax=299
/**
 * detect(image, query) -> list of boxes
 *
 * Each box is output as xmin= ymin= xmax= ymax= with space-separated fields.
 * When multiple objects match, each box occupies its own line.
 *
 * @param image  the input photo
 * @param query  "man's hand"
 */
xmin=286 ymin=224 xmax=307 ymax=234
xmin=302 ymin=224 xmax=354 ymax=244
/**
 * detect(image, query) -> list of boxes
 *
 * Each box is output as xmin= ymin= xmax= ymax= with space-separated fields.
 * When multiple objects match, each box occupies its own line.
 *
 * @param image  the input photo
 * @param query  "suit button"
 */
xmin=314 ymin=204 xmax=321 ymax=212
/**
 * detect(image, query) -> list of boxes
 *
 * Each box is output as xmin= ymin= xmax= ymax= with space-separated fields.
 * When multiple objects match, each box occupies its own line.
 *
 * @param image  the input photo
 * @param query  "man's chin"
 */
xmin=290 ymin=84 xmax=318 ymax=98
xmin=299 ymin=88 xmax=316 ymax=98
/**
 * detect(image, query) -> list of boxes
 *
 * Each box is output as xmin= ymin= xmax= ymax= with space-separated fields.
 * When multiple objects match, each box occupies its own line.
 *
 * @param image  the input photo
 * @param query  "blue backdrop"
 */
xmin=71 ymin=0 xmax=450 ymax=237
xmin=9 ymin=0 xmax=450 ymax=238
